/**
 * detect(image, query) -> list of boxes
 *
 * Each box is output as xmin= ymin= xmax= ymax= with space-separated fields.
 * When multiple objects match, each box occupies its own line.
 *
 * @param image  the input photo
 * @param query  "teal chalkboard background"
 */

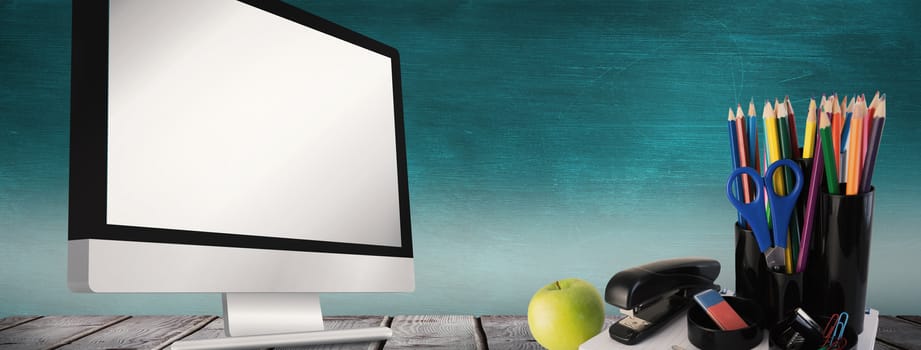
xmin=2 ymin=1 xmax=920 ymax=317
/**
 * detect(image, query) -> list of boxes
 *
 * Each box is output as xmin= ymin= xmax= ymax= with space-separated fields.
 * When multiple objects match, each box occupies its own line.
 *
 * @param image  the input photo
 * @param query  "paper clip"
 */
xmin=820 ymin=312 xmax=849 ymax=350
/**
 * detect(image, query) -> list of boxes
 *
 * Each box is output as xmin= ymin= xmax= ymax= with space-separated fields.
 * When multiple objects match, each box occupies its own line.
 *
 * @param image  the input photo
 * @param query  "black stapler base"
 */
xmin=605 ymin=257 xmax=721 ymax=345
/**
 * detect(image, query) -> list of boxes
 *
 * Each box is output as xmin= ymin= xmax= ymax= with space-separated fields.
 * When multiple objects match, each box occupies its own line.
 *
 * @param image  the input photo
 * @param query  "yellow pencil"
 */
xmin=763 ymin=100 xmax=784 ymax=194
xmin=803 ymin=98 xmax=817 ymax=159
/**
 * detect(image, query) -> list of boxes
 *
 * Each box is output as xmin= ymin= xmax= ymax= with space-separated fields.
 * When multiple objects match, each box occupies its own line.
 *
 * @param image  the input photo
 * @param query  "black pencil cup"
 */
xmin=803 ymin=186 xmax=874 ymax=334
xmin=735 ymin=223 xmax=803 ymax=328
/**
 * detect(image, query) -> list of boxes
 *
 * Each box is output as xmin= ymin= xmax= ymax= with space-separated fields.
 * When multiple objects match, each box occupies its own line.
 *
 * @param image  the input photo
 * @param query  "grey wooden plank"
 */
xmin=877 ymin=316 xmax=921 ymax=350
xmin=170 ymin=317 xmax=225 ymax=342
xmin=898 ymin=315 xmax=921 ymax=327
xmin=480 ymin=315 xmax=623 ymax=350
xmin=56 ymin=315 xmax=214 ymax=350
xmin=875 ymin=340 xmax=905 ymax=350
xmin=479 ymin=315 xmax=539 ymax=350
xmin=175 ymin=316 xmax=388 ymax=350
xmin=0 ymin=315 xmax=127 ymax=350
xmin=384 ymin=315 xmax=483 ymax=350
xmin=279 ymin=316 xmax=389 ymax=350
xmin=0 ymin=316 xmax=41 ymax=332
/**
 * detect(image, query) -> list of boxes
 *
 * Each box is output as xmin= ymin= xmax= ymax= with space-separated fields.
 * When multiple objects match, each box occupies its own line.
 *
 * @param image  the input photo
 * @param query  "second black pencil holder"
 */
xmin=803 ymin=186 xmax=874 ymax=334
xmin=735 ymin=223 xmax=803 ymax=328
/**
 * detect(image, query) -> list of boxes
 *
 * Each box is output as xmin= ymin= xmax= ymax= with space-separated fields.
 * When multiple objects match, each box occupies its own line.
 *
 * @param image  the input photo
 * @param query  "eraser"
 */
xmin=693 ymin=289 xmax=749 ymax=331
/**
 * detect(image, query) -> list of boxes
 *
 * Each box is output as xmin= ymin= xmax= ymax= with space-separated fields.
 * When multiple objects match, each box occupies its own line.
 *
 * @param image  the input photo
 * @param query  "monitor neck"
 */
xmin=222 ymin=292 xmax=323 ymax=336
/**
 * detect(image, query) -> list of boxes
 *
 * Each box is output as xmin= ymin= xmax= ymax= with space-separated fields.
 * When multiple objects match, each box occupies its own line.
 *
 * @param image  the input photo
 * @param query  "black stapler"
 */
xmin=605 ymin=257 xmax=720 ymax=345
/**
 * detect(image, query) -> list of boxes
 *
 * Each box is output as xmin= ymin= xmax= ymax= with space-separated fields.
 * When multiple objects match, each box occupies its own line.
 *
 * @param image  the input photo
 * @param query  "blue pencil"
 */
xmin=840 ymin=95 xmax=852 ymax=153
xmin=747 ymin=100 xmax=760 ymax=174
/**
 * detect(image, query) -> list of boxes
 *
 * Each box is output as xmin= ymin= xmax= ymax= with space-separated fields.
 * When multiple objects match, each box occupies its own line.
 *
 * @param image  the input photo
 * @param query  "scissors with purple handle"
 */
xmin=726 ymin=159 xmax=803 ymax=272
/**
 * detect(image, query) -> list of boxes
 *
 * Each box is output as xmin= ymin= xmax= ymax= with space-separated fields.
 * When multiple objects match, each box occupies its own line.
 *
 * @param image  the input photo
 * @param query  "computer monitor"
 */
xmin=68 ymin=0 xmax=414 ymax=348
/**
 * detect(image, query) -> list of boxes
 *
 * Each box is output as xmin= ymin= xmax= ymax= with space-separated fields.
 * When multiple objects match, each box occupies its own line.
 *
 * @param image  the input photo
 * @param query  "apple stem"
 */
xmin=555 ymin=281 xmax=561 ymax=290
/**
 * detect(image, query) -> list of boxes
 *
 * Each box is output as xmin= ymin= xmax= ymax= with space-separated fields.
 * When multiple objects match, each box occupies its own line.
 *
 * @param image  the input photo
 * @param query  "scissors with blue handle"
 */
xmin=726 ymin=159 xmax=803 ymax=271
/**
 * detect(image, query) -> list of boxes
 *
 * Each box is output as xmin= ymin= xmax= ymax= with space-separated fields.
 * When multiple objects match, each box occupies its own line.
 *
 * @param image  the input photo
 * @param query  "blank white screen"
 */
xmin=106 ymin=0 xmax=402 ymax=247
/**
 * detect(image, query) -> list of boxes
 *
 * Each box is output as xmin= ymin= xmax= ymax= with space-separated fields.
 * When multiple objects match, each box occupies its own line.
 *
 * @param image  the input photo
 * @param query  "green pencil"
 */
xmin=775 ymin=101 xmax=800 ymax=271
xmin=819 ymin=113 xmax=840 ymax=194
xmin=776 ymin=101 xmax=795 ymax=193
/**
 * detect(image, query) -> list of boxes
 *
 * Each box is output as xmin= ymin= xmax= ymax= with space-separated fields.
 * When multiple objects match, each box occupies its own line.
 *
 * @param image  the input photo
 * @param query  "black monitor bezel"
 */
xmin=69 ymin=0 xmax=413 ymax=258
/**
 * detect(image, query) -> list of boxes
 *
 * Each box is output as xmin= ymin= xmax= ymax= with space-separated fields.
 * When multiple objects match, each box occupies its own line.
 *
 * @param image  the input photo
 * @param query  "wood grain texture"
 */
xmin=174 ymin=316 xmax=389 ymax=350
xmin=0 ymin=316 xmax=40 ymax=332
xmin=480 ymin=315 xmax=623 ymax=350
xmin=877 ymin=316 xmax=921 ymax=350
xmin=898 ymin=316 xmax=921 ymax=327
xmin=0 ymin=315 xmax=919 ymax=349
xmin=875 ymin=340 xmax=907 ymax=350
xmin=479 ymin=315 xmax=540 ymax=350
xmin=384 ymin=315 xmax=483 ymax=350
xmin=274 ymin=316 xmax=390 ymax=350
xmin=171 ymin=317 xmax=225 ymax=342
xmin=0 ymin=315 xmax=127 ymax=350
xmin=54 ymin=315 xmax=214 ymax=350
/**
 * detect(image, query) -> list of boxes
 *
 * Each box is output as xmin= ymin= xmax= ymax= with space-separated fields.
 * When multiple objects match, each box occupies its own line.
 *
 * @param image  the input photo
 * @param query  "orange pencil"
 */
xmin=846 ymin=98 xmax=866 ymax=195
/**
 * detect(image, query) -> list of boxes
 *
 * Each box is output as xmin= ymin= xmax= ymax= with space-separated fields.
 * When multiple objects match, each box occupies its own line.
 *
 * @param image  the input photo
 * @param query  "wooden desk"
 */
xmin=1 ymin=314 xmax=919 ymax=349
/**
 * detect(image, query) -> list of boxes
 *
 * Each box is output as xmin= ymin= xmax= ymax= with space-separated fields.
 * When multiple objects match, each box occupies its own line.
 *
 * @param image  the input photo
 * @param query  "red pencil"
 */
xmin=734 ymin=105 xmax=751 ymax=203
xmin=864 ymin=92 xmax=880 ymax=173
xmin=831 ymin=95 xmax=842 ymax=176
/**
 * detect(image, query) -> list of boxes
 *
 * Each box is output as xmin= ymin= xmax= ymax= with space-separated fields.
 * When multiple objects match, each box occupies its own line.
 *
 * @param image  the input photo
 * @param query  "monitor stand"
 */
xmin=169 ymin=293 xmax=392 ymax=350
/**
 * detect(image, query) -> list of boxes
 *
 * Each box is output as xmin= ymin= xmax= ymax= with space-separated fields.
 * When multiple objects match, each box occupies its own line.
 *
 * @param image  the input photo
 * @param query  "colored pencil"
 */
xmin=861 ymin=94 xmax=886 ymax=193
xmin=728 ymin=108 xmax=744 ymax=225
xmin=764 ymin=101 xmax=784 ymax=194
xmin=864 ymin=92 xmax=880 ymax=173
xmin=774 ymin=100 xmax=794 ymax=273
xmin=775 ymin=99 xmax=801 ymax=273
xmin=831 ymin=95 xmax=843 ymax=180
xmin=839 ymin=95 xmax=850 ymax=184
xmin=776 ymin=100 xmax=794 ymax=193
xmin=734 ymin=105 xmax=751 ymax=204
xmin=840 ymin=95 xmax=851 ymax=154
xmin=797 ymin=123 xmax=824 ymax=273
xmin=785 ymin=96 xmax=800 ymax=158
xmin=846 ymin=98 xmax=866 ymax=195
xmin=803 ymin=98 xmax=817 ymax=159
xmin=748 ymin=100 xmax=761 ymax=173
xmin=819 ymin=112 xmax=841 ymax=194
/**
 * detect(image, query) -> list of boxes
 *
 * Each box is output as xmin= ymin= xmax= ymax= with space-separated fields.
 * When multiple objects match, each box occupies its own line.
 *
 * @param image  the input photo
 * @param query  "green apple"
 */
xmin=527 ymin=278 xmax=605 ymax=350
